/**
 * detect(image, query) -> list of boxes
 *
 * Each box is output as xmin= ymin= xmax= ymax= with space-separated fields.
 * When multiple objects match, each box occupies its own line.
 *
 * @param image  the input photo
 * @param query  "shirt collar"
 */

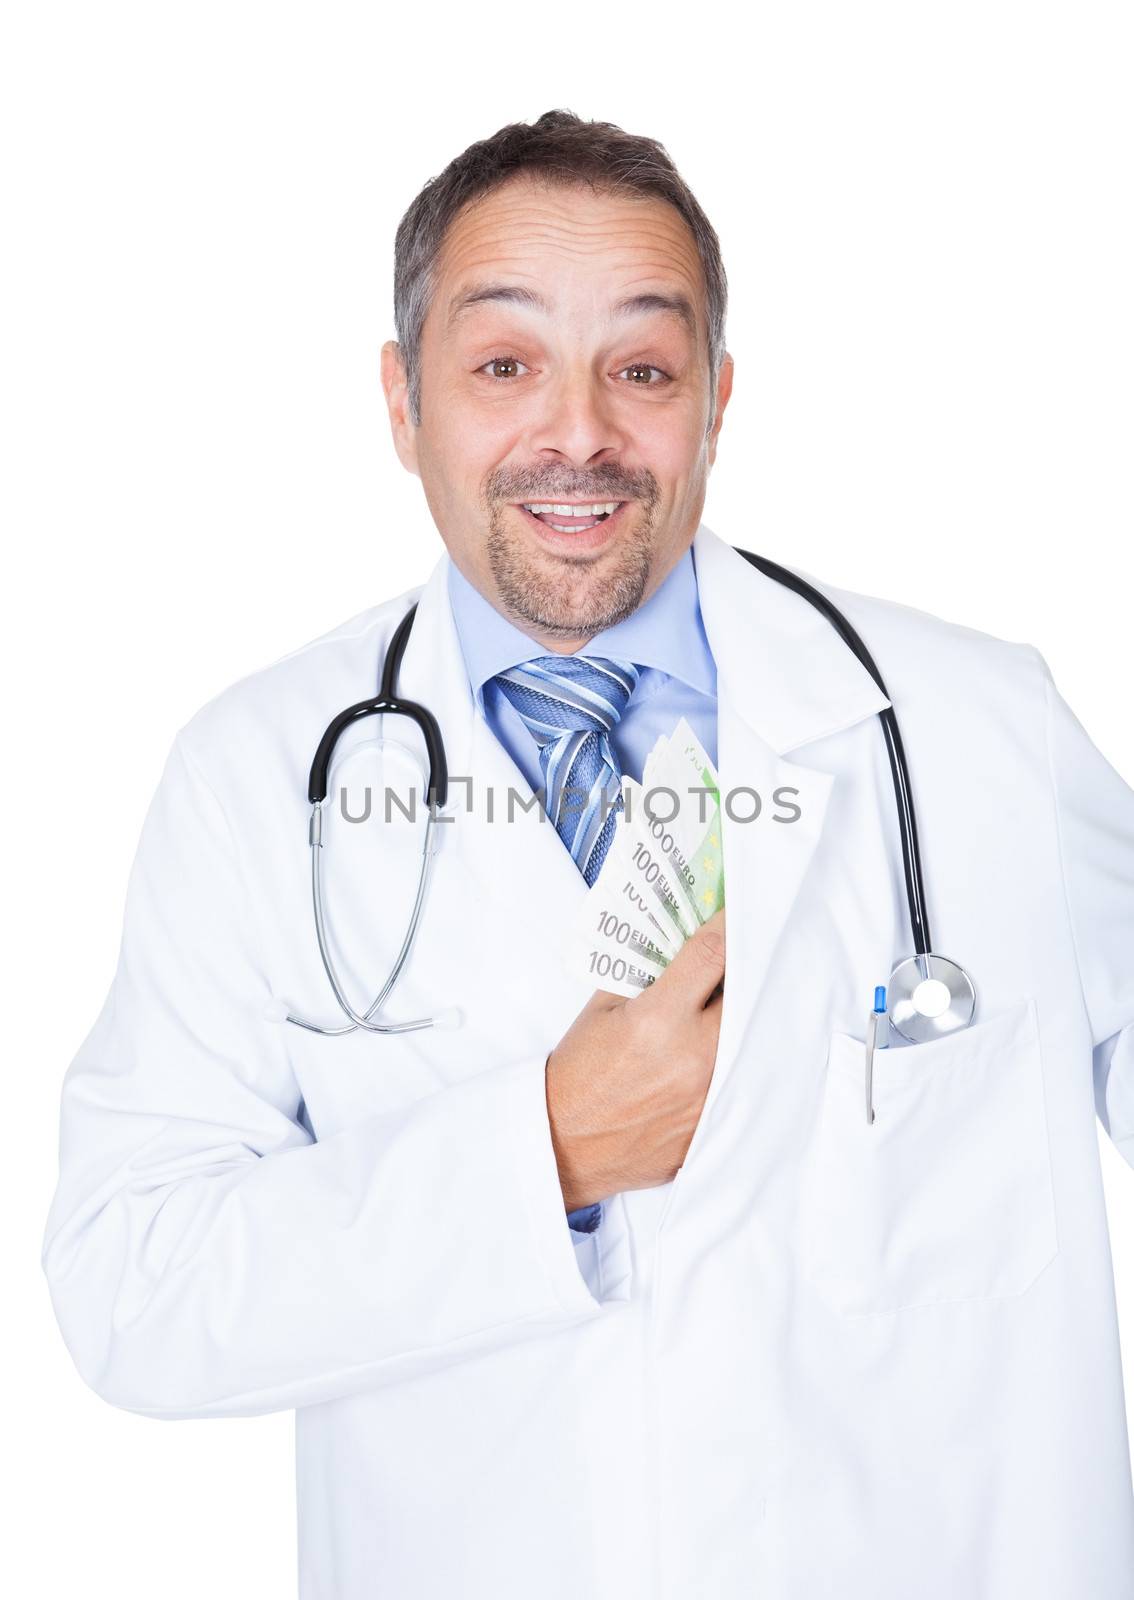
xmin=446 ymin=543 xmax=717 ymax=708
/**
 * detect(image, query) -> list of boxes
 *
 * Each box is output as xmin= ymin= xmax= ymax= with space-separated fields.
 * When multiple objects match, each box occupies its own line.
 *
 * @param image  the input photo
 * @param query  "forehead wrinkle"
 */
xmin=446 ymin=281 xmax=698 ymax=339
xmin=439 ymin=191 xmax=701 ymax=267
xmin=445 ymin=214 xmax=700 ymax=264
xmin=441 ymin=246 xmax=704 ymax=323
xmin=435 ymin=191 xmax=707 ymax=341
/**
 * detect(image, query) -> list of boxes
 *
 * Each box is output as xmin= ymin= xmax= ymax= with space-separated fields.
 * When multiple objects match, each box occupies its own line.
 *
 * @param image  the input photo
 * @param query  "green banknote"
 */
xmin=572 ymin=722 xmax=725 ymax=998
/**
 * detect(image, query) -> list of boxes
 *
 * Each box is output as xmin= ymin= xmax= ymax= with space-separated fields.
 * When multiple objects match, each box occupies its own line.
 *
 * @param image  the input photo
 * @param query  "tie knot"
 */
xmin=492 ymin=654 xmax=639 ymax=744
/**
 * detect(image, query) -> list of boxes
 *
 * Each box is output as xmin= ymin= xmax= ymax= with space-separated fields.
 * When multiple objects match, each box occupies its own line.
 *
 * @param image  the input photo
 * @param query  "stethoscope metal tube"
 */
xmin=287 ymin=804 xmax=446 ymax=1036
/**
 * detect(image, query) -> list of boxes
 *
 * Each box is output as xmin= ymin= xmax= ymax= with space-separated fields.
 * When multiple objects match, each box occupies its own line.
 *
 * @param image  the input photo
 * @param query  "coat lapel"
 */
xmin=688 ymin=525 xmax=892 ymax=1124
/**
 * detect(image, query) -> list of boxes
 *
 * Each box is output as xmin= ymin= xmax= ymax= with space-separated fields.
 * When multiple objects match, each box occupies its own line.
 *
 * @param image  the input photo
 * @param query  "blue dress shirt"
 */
xmin=447 ymin=545 xmax=718 ymax=1234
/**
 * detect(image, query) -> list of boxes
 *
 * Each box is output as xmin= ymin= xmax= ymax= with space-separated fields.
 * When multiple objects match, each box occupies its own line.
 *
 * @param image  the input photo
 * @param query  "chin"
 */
xmin=484 ymin=492 xmax=661 ymax=638
xmin=497 ymin=542 xmax=652 ymax=638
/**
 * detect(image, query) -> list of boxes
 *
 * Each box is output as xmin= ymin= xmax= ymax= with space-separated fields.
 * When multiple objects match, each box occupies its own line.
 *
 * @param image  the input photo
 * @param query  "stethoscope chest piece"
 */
xmin=887 ymin=953 xmax=976 ymax=1044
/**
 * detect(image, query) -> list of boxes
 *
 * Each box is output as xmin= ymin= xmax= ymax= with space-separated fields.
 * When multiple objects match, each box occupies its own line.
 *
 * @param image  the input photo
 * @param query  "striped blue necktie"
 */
xmin=492 ymin=655 xmax=640 ymax=886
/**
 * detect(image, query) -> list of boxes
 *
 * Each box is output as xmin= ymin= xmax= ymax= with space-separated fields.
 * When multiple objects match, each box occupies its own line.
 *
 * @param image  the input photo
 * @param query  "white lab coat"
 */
xmin=43 ymin=524 xmax=1134 ymax=1598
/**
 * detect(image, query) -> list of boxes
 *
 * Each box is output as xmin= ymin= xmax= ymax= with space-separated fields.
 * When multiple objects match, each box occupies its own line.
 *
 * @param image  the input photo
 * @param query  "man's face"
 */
xmin=381 ymin=174 xmax=733 ymax=650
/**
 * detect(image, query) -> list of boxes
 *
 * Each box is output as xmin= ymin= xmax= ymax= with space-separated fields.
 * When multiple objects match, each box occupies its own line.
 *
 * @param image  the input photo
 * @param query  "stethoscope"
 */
xmin=276 ymin=547 xmax=977 ymax=1115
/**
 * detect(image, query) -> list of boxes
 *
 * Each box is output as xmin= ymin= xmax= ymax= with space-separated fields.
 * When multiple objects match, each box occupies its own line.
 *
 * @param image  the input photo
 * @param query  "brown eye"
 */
xmin=620 ymin=363 xmax=669 ymax=385
xmin=479 ymin=356 xmax=528 ymax=380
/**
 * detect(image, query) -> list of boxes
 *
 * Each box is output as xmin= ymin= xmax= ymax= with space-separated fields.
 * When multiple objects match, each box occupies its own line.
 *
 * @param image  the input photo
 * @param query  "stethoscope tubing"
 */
xmin=733 ymin=550 xmax=933 ymax=958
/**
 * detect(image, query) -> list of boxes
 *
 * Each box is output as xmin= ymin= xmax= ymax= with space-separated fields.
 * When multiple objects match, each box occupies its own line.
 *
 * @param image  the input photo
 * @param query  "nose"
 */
xmin=526 ymin=364 xmax=630 ymax=470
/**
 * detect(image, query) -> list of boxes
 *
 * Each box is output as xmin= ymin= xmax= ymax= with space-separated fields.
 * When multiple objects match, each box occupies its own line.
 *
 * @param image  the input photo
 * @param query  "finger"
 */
xmin=649 ymin=909 xmax=726 ymax=1012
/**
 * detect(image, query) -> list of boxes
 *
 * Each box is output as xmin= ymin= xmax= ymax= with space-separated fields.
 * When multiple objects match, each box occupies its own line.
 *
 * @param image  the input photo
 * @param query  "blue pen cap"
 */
xmin=873 ymin=985 xmax=887 ymax=1014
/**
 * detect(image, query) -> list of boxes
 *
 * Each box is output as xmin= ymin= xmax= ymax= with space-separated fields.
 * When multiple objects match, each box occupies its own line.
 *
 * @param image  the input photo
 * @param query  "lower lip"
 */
xmin=511 ymin=501 xmax=631 ymax=553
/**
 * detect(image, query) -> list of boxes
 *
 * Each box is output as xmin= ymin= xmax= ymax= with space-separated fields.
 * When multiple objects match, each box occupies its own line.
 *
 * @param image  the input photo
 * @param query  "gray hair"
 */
xmin=393 ymin=109 xmax=728 ymax=427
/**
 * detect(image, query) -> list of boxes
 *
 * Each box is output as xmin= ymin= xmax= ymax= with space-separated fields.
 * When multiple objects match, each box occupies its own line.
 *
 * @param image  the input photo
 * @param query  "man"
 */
xmin=43 ymin=110 xmax=1134 ymax=1599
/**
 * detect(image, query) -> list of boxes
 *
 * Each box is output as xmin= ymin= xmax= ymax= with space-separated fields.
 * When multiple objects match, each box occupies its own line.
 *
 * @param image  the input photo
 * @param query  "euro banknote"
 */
xmin=574 ymin=720 xmax=725 ymax=998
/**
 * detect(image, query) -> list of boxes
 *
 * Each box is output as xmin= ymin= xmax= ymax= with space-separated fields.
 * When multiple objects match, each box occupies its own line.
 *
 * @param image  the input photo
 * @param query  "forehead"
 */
xmin=432 ymin=174 xmax=707 ymax=335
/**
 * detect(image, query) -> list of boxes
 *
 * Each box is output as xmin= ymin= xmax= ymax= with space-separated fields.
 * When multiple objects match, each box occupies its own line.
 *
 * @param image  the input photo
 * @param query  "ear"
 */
xmin=707 ymin=353 xmax=734 ymax=464
xmin=380 ymin=340 xmax=420 ymax=476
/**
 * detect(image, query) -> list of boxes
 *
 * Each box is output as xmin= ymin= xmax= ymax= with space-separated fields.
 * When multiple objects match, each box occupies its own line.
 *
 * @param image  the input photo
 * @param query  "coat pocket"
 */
xmin=797 ymin=997 xmax=1059 ymax=1314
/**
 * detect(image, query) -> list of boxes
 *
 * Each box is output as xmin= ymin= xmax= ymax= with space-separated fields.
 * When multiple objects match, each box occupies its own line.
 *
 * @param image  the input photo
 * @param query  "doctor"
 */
xmin=43 ymin=109 xmax=1134 ymax=1599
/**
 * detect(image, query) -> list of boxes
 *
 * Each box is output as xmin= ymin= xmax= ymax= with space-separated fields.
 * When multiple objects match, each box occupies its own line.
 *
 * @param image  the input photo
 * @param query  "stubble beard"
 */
xmin=484 ymin=496 xmax=660 ymax=642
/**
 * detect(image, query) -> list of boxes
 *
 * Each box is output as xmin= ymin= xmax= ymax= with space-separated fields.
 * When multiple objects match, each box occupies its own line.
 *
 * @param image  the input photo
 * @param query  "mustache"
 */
xmin=485 ymin=465 xmax=659 ymax=505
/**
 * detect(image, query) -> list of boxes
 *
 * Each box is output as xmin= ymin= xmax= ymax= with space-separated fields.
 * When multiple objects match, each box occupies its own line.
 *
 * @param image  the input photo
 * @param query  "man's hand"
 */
xmin=545 ymin=909 xmax=726 ymax=1211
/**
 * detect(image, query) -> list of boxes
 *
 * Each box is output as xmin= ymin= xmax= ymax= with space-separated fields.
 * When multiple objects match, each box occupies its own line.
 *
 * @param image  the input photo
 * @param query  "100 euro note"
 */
xmin=573 ymin=722 xmax=726 ymax=998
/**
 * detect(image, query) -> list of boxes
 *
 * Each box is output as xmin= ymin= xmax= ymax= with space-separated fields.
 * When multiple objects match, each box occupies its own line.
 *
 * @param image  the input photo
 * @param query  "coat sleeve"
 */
xmin=1040 ymin=654 xmax=1134 ymax=1168
xmin=41 ymin=730 xmax=631 ymax=1421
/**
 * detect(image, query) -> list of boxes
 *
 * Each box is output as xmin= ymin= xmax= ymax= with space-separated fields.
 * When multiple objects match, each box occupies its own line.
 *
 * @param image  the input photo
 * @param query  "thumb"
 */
xmin=650 ymin=908 xmax=726 ymax=1012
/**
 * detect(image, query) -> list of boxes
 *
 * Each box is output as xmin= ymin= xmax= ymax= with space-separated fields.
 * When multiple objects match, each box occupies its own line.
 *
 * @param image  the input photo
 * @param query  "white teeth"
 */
xmin=520 ymin=501 xmax=621 ymax=517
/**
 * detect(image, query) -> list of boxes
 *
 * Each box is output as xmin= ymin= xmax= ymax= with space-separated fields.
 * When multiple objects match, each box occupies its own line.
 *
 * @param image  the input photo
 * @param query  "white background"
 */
xmin=4 ymin=2 xmax=1132 ymax=1593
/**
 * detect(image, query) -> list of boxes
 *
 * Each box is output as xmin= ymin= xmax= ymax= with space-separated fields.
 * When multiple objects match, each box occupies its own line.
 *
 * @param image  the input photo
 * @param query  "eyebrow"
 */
xmin=446 ymin=282 xmax=697 ymax=337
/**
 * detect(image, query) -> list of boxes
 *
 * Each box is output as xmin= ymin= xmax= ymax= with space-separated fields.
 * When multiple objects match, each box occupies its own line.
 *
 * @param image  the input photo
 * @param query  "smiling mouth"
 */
xmin=513 ymin=500 xmax=627 ymax=532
